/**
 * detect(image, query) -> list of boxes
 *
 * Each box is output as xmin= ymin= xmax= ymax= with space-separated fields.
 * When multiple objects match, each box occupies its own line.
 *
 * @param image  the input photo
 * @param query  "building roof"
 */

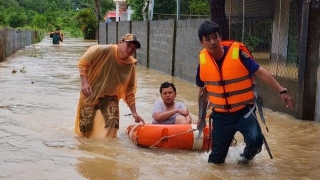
xmin=107 ymin=11 xmax=116 ymax=18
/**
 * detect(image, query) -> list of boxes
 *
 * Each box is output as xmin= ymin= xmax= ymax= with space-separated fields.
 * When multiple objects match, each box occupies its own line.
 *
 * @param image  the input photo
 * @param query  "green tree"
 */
xmin=174 ymin=0 xmax=210 ymax=19
xmin=0 ymin=0 xmax=19 ymax=9
xmin=0 ymin=12 xmax=7 ymax=26
xmin=0 ymin=0 xmax=103 ymax=38
xmin=100 ymin=0 xmax=115 ymax=19
xmin=25 ymin=10 xmax=37 ymax=25
xmin=75 ymin=8 xmax=96 ymax=39
xmin=18 ymin=0 xmax=49 ymax=13
xmin=188 ymin=0 xmax=209 ymax=15
xmin=127 ymin=0 xmax=145 ymax=21
xmin=8 ymin=12 xmax=27 ymax=28
xmin=32 ymin=13 xmax=47 ymax=29
xmin=127 ymin=0 xmax=209 ymax=20
xmin=68 ymin=14 xmax=83 ymax=37
xmin=43 ymin=8 xmax=59 ymax=29
xmin=72 ymin=0 xmax=93 ymax=10
xmin=127 ymin=0 xmax=176 ymax=20
xmin=153 ymin=0 xmax=176 ymax=20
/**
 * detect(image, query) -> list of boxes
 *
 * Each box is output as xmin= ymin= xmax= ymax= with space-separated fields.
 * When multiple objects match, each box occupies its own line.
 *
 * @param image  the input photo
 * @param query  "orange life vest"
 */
xmin=199 ymin=41 xmax=255 ymax=113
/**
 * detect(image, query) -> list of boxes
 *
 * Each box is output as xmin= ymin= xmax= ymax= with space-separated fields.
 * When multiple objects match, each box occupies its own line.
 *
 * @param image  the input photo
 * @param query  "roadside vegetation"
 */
xmin=0 ymin=0 xmax=272 ymax=50
xmin=0 ymin=0 xmax=114 ymax=39
xmin=0 ymin=0 xmax=210 ymax=39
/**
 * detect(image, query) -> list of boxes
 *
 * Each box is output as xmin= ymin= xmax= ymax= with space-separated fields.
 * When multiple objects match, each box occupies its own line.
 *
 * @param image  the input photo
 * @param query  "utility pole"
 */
xmin=148 ymin=0 xmax=154 ymax=21
xmin=177 ymin=0 xmax=180 ymax=20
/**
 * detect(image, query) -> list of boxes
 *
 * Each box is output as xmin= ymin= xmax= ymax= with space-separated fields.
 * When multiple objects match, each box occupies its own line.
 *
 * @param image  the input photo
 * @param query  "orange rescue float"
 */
xmin=125 ymin=124 xmax=211 ymax=151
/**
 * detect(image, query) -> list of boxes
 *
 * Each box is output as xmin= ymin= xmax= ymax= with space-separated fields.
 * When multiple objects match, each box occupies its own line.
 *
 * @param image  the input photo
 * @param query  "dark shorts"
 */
xmin=208 ymin=106 xmax=263 ymax=164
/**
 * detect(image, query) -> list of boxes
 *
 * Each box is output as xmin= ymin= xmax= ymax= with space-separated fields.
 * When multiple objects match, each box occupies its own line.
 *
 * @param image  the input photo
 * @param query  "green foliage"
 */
xmin=287 ymin=1 xmax=299 ymax=64
xmin=187 ymin=0 xmax=210 ymax=15
xmin=32 ymin=13 xmax=47 ymax=29
xmin=244 ymin=35 xmax=264 ymax=52
xmin=18 ymin=0 xmax=49 ymax=13
xmin=65 ymin=28 xmax=83 ymax=38
xmin=127 ymin=0 xmax=209 ymax=20
xmin=72 ymin=0 xmax=93 ymax=10
xmin=0 ymin=0 xmax=115 ymax=39
xmin=9 ymin=12 xmax=27 ymax=28
xmin=126 ymin=0 xmax=145 ymax=21
xmin=75 ymin=8 xmax=97 ymax=39
xmin=153 ymin=0 xmax=176 ymax=20
xmin=26 ymin=10 xmax=38 ymax=25
xmin=31 ymin=28 xmax=45 ymax=43
xmin=0 ymin=12 xmax=7 ymax=25
xmin=127 ymin=0 xmax=176 ymax=20
xmin=100 ymin=0 xmax=115 ymax=20
xmin=0 ymin=0 xmax=20 ymax=10
xmin=64 ymin=13 xmax=84 ymax=38
xmin=232 ymin=20 xmax=272 ymax=52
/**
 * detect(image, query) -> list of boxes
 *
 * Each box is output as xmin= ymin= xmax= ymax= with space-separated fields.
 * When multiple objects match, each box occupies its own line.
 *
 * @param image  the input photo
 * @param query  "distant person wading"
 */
xmin=49 ymin=28 xmax=63 ymax=44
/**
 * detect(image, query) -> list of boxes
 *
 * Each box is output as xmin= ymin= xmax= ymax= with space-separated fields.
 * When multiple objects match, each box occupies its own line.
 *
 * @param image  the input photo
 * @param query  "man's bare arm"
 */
xmin=152 ymin=109 xmax=180 ymax=122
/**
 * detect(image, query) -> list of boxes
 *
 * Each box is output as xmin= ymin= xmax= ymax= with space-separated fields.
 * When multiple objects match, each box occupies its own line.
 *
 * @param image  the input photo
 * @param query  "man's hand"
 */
xmin=196 ymin=118 xmax=202 ymax=129
xmin=178 ymin=109 xmax=189 ymax=116
xmin=81 ymin=82 xmax=92 ymax=97
xmin=133 ymin=114 xmax=145 ymax=125
xmin=281 ymin=93 xmax=294 ymax=110
xmin=59 ymin=32 xmax=63 ymax=42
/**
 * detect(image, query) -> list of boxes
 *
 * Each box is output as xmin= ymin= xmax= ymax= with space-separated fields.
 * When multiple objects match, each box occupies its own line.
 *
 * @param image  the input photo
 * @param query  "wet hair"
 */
xmin=198 ymin=21 xmax=221 ymax=41
xmin=159 ymin=82 xmax=176 ymax=94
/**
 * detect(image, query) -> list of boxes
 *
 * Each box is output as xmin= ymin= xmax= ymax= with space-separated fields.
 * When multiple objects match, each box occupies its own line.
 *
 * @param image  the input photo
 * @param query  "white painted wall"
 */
xmin=127 ymin=6 xmax=133 ymax=21
xmin=271 ymin=0 xmax=291 ymax=60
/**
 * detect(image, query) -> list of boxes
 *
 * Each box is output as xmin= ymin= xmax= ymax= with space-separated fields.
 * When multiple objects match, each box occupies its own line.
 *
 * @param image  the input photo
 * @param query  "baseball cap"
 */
xmin=121 ymin=33 xmax=141 ymax=49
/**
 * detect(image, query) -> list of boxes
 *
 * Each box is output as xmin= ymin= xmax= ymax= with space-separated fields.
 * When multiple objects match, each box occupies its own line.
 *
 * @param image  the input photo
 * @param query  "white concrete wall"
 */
xmin=271 ymin=0 xmax=291 ymax=61
xmin=127 ymin=6 xmax=133 ymax=21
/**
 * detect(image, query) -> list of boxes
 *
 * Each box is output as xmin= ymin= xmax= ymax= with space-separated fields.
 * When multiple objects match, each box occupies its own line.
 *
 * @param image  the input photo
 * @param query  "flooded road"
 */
xmin=1 ymin=37 xmax=320 ymax=180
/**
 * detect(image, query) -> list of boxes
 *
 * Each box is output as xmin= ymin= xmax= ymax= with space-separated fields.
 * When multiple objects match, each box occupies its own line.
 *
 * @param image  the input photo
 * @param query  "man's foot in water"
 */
xmin=237 ymin=154 xmax=251 ymax=165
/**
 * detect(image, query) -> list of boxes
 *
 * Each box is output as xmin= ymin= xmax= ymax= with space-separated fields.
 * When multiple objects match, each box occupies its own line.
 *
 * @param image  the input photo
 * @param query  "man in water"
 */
xmin=74 ymin=33 xmax=145 ymax=138
xmin=152 ymin=82 xmax=192 ymax=124
xmin=196 ymin=20 xmax=294 ymax=164
xmin=50 ymin=28 xmax=63 ymax=44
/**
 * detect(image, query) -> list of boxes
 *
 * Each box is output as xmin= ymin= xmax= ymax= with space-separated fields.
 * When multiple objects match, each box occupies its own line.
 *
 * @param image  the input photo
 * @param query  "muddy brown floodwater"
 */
xmin=0 ymin=37 xmax=320 ymax=180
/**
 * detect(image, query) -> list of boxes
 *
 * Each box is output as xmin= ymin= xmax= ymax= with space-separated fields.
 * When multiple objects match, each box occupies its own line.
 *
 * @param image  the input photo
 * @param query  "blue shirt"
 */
xmin=196 ymin=46 xmax=260 ymax=87
xmin=50 ymin=33 xmax=62 ymax=44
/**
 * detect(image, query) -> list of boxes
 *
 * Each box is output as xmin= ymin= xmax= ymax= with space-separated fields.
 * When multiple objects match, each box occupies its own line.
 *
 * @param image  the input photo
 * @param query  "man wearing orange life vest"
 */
xmin=196 ymin=21 xmax=294 ymax=164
